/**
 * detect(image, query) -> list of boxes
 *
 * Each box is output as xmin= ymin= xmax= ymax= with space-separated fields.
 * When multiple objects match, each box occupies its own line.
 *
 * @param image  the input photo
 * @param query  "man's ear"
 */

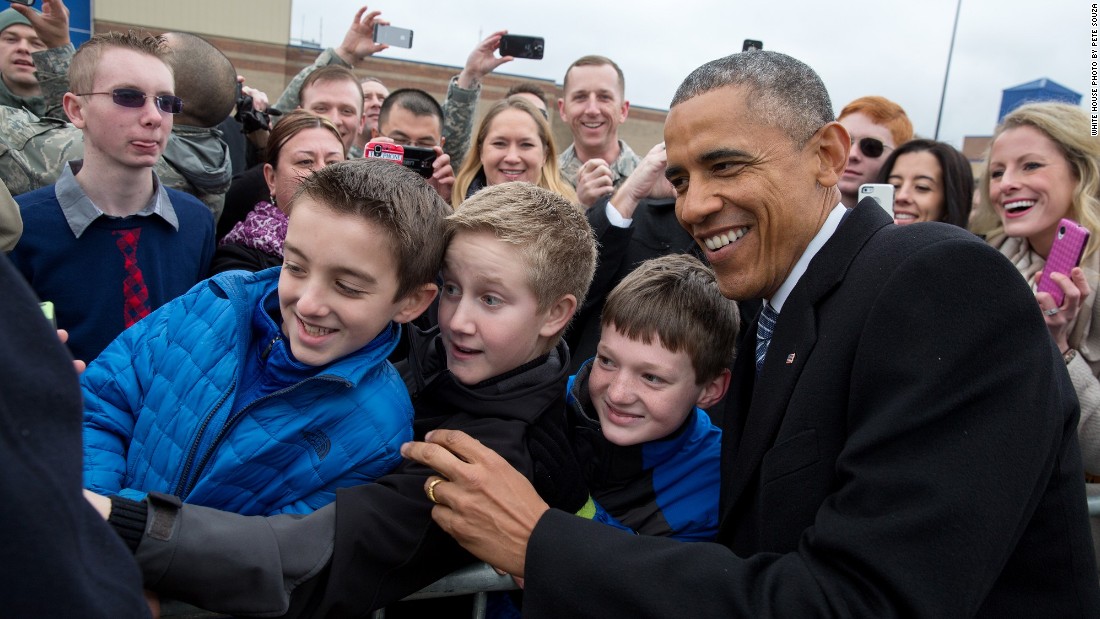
xmin=538 ymin=294 xmax=578 ymax=339
xmin=63 ymin=92 xmax=86 ymax=128
xmin=557 ymin=97 xmax=568 ymax=123
xmin=695 ymin=368 xmax=731 ymax=409
xmin=392 ymin=283 xmax=439 ymax=324
xmin=619 ymin=99 xmax=630 ymax=123
xmin=813 ymin=121 xmax=850 ymax=189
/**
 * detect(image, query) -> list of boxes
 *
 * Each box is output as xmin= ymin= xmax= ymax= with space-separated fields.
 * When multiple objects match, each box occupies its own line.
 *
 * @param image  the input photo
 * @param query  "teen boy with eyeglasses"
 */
xmin=8 ymin=32 xmax=214 ymax=362
xmin=836 ymin=95 xmax=913 ymax=208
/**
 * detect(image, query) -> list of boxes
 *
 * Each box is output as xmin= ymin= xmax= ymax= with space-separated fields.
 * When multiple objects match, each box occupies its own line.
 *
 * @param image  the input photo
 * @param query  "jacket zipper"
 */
xmin=175 ymin=335 xmax=357 ymax=499
xmin=178 ymin=375 xmax=349 ymax=499
xmin=173 ymin=380 xmax=238 ymax=496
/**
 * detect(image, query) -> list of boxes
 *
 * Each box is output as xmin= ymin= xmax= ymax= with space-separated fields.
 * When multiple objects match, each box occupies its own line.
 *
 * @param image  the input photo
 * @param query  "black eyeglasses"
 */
xmin=850 ymin=136 xmax=890 ymax=159
xmin=76 ymin=88 xmax=184 ymax=115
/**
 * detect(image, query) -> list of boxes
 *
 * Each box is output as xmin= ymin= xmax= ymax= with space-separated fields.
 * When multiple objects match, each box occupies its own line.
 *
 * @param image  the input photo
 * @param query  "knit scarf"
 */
xmin=220 ymin=200 xmax=288 ymax=259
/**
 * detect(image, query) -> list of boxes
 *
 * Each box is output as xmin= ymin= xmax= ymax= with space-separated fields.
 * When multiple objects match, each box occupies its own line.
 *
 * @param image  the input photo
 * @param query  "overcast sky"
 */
xmin=291 ymin=0 xmax=1092 ymax=149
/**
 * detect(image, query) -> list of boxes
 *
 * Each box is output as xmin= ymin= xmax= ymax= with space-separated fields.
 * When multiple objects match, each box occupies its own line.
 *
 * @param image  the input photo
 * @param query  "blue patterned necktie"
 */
xmin=755 ymin=303 xmax=779 ymax=373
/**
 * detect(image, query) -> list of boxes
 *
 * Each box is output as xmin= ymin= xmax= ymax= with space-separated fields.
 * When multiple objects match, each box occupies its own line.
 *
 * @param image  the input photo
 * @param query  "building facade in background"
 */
xmin=90 ymin=0 xmax=667 ymax=156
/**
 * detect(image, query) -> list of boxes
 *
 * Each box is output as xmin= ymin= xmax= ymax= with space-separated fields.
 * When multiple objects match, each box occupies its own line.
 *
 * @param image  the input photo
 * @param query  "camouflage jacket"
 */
xmin=30 ymin=45 xmax=73 ymax=119
xmin=0 ymin=44 xmax=72 ymax=120
xmin=0 ymin=106 xmax=83 ymax=197
xmin=273 ymin=48 xmax=350 ymax=113
xmin=441 ymin=76 xmax=479 ymax=169
xmin=0 ymin=73 xmax=44 ymax=118
xmin=0 ymin=175 xmax=21 ymax=251
xmin=559 ymin=140 xmax=641 ymax=191
xmin=156 ymin=125 xmax=232 ymax=222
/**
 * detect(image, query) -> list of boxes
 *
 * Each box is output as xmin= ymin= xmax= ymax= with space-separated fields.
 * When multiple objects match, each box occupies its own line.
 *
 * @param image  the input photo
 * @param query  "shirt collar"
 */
xmin=767 ymin=203 xmax=847 ymax=313
xmin=56 ymin=160 xmax=179 ymax=238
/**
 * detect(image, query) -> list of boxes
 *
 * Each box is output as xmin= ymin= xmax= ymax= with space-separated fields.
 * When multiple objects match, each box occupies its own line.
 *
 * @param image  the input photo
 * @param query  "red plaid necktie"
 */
xmin=114 ymin=228 xmax=151 ymax=327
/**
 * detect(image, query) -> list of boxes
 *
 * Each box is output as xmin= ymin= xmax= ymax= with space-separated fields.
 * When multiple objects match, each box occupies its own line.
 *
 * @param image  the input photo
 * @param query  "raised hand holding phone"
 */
xmin=1038 ymin=218 xmax=1090 ymax=307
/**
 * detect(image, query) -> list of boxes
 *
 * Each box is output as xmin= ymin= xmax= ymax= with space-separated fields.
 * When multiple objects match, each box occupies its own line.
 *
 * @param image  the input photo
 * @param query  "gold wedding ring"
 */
xmin=427 ymin=478 xmax=445 ymax=504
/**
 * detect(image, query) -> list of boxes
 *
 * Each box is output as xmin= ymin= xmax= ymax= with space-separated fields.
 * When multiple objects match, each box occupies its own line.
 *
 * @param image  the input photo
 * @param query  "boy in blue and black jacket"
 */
xmin=567 ymin=253 xmax=740 ymax=541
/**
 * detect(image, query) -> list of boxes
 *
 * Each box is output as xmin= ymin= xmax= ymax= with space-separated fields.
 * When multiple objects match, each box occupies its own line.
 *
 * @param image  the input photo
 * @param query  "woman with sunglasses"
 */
xmin=837 ymin=96 xmax=913 ymax=208
xmin=452 ymin=96 xmax=576 ymax=208
xmin=211 ymin=111 xmax=345 ymax=274
xmin=974 ymin=102 xmax=1100 ymax=476
xmin=875 ymin=139 xmax=974 ymax=228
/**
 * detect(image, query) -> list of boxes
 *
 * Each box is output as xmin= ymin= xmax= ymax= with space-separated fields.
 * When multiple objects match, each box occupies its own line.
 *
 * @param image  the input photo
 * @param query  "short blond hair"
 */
xmin=446 ymin=182 xmax=596 ymax=336
xmin=69 ymin=31 xmax=169 ymax=96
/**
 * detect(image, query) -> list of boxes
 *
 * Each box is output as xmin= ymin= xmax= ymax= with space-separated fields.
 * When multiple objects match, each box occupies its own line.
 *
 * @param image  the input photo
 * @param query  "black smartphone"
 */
xmin=742 ymin=39 xmax=763 ymax=52
xmin=374 ymin=24 xmax=413 ymax=48
xmin=499 ymin=34 xmax=544 ymax=60
xmin=4 ymin=0 xmax=35 ymax=5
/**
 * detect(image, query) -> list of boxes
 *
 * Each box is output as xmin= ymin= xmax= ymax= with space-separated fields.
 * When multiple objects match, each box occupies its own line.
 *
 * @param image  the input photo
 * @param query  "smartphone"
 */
xmin=3 ymin=0 xmax=35 ymax=5
xmin=1037 ymin=218 xmax=1091 ymax=306
xmin=499 ymin=34 xmax=545 ymax=60
xmin=374 ymin=24 xmax=413 ymax=48
xmin=742 ymin=39 xmax=763 ymax=52
xmin=39 ymin=301 xmax=55 ymax=328
xmin=858 ymin=183 xmax=894 ymax=216
xmin=365 ymin=141 xmax=436 ymax=178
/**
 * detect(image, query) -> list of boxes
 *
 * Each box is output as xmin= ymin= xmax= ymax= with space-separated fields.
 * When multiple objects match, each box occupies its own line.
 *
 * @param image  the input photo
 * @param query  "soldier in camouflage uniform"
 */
xmin=0 ymin=2 xmax=74 ymax=119
xmin=0 ymin=8 xmax=47 ymax=116
xmin=439 ymin=30 xmax=514 ymax=171
xmin=272 ymin=6 xmax=391 ymax=159
xmin=354 ymin=77 xmax=388 ymax=153
xmin=557 ymin=55 xmax=640 ymax=209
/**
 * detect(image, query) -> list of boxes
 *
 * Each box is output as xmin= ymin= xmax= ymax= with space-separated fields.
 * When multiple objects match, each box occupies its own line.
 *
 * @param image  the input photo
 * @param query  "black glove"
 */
xmin=526 ymin=407 xmax=589 ymax=514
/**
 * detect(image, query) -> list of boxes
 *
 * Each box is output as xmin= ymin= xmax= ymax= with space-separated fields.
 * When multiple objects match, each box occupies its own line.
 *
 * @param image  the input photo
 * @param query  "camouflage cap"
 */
xmin=0 ymin=8 xmax=31 ymax=34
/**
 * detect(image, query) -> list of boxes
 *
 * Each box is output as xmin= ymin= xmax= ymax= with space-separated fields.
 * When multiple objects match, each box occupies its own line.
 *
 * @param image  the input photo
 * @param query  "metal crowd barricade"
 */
xmin=161 ymin=562 xmax=518 ymax=619
xmin=371 ymin=562 xmax=518 ymax=619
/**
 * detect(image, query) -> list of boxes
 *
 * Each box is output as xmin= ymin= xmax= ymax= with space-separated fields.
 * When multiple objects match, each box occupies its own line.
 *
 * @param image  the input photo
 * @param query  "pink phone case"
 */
xmin=1037 ymin=218 xmax=1090 ymax=306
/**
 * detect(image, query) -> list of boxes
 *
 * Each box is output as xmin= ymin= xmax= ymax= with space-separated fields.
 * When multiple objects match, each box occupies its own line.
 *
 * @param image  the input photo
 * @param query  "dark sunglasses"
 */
xmin=76 ymin=88 xmax=184 ymax=115
xmin=850 ymin=136 xmax=890 ymax=159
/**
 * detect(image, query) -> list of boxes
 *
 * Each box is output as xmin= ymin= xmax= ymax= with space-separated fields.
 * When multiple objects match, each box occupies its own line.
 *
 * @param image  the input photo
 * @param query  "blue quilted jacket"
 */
xmin=82 ymin=267 xmax=414 ymax=515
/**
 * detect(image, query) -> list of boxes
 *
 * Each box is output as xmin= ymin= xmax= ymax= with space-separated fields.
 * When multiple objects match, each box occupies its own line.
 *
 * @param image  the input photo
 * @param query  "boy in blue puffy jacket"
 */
xmin=81 ymin=159 xmax=447 ymax=515
xmin=567 ymin=253 xmax=739 ymax=541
